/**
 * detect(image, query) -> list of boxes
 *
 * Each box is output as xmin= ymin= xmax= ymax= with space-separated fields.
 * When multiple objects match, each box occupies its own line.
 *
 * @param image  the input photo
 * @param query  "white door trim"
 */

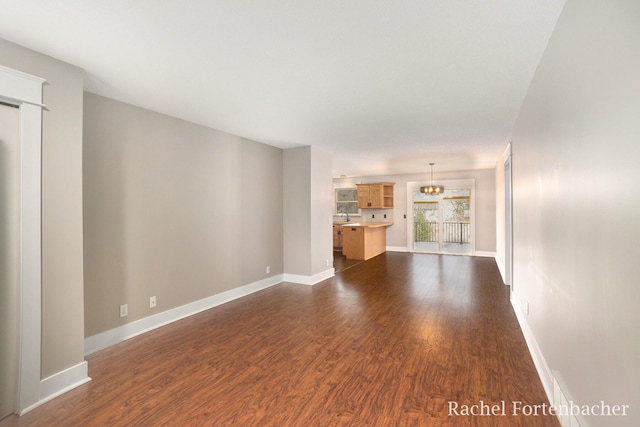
xmin=504 ymin=143 xmax=513 ymax=288
xmin=0 ymin=65 xmax=46 ymax=413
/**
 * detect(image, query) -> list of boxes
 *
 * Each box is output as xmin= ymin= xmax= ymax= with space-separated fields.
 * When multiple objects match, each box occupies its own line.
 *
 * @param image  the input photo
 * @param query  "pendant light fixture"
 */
xmin=420 ymin=163 xmax=444 ymax=195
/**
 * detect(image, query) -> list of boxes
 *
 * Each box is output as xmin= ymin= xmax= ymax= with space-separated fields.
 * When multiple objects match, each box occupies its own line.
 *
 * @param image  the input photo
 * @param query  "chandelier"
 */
xmin=420 ymin=163 xmax=444 ymax=195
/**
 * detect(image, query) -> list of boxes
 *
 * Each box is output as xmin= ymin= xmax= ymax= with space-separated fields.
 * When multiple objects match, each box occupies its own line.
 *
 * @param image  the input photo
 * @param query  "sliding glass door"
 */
xmin=412 ymin=187 xmax=472 ymax=255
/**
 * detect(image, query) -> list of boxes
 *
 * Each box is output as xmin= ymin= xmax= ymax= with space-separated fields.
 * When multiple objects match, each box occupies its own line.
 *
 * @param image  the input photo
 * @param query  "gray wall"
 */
xmin=283 ymin=146 xmax=334 ymax=277
xmin=0 ymin=38 xmax=85 ymax=379
xmin=283 ymin=147 xmax=312 ymax=276
xmin=83 ymin=93 xmax=283 ymax=336
xmin=509 ymin=0 xmax=640 ymax=425
xmin=310 ymin=147 xmax=334 ymax=274
xmin=334 ymin=168 xmax=496 ymax=253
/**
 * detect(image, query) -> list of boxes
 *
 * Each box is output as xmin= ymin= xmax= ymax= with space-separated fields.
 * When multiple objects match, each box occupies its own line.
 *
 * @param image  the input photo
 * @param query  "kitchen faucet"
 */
xmin=342 ymin=212 xmax=351 ymax=222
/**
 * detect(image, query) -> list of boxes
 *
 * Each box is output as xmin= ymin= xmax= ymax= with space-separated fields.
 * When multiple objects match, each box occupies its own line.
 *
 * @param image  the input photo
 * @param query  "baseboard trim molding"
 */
xmin=552 ymin=371 xmax=585 ymax=427
xmin=474 ymin=251 xmax=497 ymax=258
xmin=511 ymin=295 xmax=554 ymax=404
xmin=85 ymin=274 xmax=284 ymax=355
xmin=20 ymin=361 xmax=91 ymax=415
xmin=496 ymin=256 xmax=507 ymax=284
xmin=387 ymin=248 xmax=495 ymax=257
xmin=283 ymin=268 xmax=335 ymax=286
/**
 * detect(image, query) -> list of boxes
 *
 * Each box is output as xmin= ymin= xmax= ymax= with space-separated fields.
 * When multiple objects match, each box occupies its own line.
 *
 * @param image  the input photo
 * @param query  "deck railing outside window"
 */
xmin=414 ymin=221 xmax=470 ymax=244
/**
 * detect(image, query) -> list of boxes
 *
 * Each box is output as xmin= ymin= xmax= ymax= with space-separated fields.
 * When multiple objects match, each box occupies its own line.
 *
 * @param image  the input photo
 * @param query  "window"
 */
xmin=335 ymin=188 xmax=359 ymax=215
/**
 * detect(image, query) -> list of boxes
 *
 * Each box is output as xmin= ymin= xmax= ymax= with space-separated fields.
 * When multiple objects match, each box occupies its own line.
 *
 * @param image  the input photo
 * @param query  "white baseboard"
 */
xmin=511 ymin=295 xmax=554 ymax=404
xmin=85 ymin=274 xmax=284 ymax=355
xmin=474 ymin=251 xmax=497 ymax=258
xmin=387 ymin=247 xmax=495 ymax=257
xmin=552 ymin=372 xmax=586 ymax=427
xmin=283 ymin=268 xmax=335 ymax=286
xmin=20 ymin=361 xmax=91 ymax=415
xmin=495 ymin=256 xmax=507 ymax=284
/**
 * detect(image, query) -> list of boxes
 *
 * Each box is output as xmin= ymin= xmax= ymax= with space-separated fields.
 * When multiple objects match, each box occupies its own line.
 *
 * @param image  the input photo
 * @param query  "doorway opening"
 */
xmin=0 ymin=64 xmax=46 ymax=415
xmin=407 ymin=179 xmax=475 ymax=255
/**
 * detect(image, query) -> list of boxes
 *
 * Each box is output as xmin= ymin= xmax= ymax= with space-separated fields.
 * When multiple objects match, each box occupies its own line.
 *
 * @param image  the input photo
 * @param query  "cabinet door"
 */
xmin=357 ymin=185 xmax=371 ymax=208
xmin=342 ymin=226 xmax=365 ymax=260
xmin=368 ymin=184 xmax=384 ymax=208
xmin=333 ymin=226 xmax=343 ymax=248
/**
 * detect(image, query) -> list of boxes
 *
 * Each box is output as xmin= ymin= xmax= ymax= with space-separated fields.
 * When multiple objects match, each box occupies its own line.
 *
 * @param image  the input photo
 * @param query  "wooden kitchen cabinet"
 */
xmin=333 ymin=224 xmax=343 ymax=249
xmin=357 ymin=183 xmax=394 ymax=209
xmin=341 ymin=222 xmax=393 ymax=260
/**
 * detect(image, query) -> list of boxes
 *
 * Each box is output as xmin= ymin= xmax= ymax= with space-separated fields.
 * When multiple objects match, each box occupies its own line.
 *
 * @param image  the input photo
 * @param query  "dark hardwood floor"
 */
xmin=1 ymin=253 xmax=559 ymax=426
xmin=332 ymin=250 xmax=364 ymax=273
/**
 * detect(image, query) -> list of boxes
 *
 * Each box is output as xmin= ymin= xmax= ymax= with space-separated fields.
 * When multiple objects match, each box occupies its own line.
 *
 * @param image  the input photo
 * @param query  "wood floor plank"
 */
xmin=1 ymin=253 xmax=559 ymax=426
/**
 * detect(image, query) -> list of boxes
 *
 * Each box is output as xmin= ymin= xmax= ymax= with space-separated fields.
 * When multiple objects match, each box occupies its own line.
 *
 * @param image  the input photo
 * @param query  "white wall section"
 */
xmin=509 ymin=1 xmax=640 ymax=425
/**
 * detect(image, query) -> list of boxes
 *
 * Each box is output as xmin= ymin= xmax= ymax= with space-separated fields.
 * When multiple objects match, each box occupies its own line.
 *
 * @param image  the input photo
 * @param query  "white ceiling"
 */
xmin=0 ymin=0 xmax=565 ymax=177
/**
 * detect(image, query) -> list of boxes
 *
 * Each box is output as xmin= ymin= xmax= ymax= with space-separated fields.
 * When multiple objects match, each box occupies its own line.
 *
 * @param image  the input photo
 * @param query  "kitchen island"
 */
xmin=337 ymin=222 xmax=394 ymax=261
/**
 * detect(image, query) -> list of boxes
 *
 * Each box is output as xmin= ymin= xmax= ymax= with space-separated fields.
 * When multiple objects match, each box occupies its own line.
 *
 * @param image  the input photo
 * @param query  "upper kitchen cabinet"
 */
xmin=357 ymin=183 xmax=395 ymax=209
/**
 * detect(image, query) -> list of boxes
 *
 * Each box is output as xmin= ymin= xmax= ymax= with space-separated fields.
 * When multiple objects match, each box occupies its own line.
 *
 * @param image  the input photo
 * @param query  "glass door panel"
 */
xmin=441 ymin=188 xmax=471 ymax=255
xmin=412 ymin=191 xmax=440 ymax=252
xmin=412 ymin=187 xmax=471 ymax=255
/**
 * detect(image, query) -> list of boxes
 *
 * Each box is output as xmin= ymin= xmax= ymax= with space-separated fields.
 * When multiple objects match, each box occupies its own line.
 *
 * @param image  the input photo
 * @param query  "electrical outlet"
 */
xmin=372 ymin=214 xmax=375 ymax=219
xmin=525 ymin=302 xmax=530 ymax=315
xmin=326 ymin=259 xmax=329 ymax=267
xmin=266 ymin=265 xmax=270 ymax=274
xmin=119 ymin=304 xmax=128 ymax=318
xmin=383 ymin=214 xmax=387 ymax=218
xmin=149 ymin=296 xmax=157 ymax=308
